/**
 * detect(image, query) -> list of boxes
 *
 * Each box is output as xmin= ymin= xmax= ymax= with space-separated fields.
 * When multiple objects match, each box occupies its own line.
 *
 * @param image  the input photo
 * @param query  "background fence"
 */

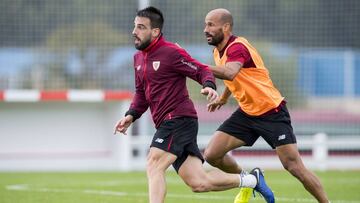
xmin=0 ymin=0 xmax=360 ymax=170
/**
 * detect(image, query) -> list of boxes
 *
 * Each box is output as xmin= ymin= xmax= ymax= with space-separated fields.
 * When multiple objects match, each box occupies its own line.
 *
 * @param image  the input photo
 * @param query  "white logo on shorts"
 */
xmin=155 ymin=138 xmax=164 ymax=143
xmin=278 ymin=134 xmax=286 ymax=140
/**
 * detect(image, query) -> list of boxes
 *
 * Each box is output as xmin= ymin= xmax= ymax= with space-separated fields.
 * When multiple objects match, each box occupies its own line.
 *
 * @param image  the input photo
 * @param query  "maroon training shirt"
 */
xmin=129 ymin=35 xmax=216 ymax=128
xmin=219 ymin=35 xmax=256 ymax=68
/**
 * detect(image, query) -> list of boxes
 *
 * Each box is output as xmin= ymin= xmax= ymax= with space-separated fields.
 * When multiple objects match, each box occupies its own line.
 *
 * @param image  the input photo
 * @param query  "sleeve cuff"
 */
xmin=203 ymin=80 xmax=217 ymax=91
xmin=125 ymin=109 xmax=141 ymax=122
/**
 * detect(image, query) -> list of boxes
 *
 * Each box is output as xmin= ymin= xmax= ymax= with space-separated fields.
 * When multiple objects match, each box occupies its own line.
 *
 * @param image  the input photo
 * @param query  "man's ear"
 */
xmin=223 ymin=23 xmax=231 ymax=32
xmin=152 ymin=28 xmax=161 ymax=38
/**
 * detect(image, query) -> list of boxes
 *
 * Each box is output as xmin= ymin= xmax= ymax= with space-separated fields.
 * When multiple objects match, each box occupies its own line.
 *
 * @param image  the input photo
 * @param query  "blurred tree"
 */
xmin=45 ymin=21 xmax=129 ymax=51
xmin=44 ymin=21 xmax=130 ymax=89
xmin=0 ymin=0 xmax=136 ymax=46
xmin=1 ymin=0 xmax=358 ymax=47
xmin=1 ymin=0 xmax=359 ymax=91
xmin=243 ymin=0 xmax=360 ymax=47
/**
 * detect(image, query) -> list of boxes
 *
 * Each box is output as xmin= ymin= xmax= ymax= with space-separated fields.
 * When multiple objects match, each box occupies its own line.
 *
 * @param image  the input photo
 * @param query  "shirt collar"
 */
xmin=219 ymin=35 xmax=236 ymax=57
xmin=143 ymin=34 xmax=163 ymax=53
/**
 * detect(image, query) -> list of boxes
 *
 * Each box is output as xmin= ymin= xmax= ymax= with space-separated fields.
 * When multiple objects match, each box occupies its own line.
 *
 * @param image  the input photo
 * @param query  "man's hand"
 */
xmin=207 ymin=98 xmax=227 ymax=112
xmin=114 ymin=115 xmax=134 ymax=135
xmin=200 ymin=87 xmax=219 ymax=103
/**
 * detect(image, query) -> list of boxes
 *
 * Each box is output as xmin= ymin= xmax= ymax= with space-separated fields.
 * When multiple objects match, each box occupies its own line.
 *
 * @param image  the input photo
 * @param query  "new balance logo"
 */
xmin=155 ymin=138 xmax=164 ymax=143
xmin=278 ymin=134 xmax=286 ymax=140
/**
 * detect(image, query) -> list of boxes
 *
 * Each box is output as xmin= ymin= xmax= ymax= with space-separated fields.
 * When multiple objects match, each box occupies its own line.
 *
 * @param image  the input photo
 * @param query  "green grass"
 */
xmin=0 ymin=170 xmax=359 ymax=203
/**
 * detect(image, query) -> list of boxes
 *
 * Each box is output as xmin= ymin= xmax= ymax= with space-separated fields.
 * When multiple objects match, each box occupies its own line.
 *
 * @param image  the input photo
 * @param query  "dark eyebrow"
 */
xmin=136 ymin=23 xmax=147 ymax=28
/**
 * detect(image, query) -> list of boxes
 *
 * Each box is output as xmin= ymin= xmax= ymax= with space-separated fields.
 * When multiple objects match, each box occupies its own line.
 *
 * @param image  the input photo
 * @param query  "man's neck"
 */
xmin=143 ymin=34 xmax=162 ymax=52
xmin=216 ymin=34 xmax=232 ymax=52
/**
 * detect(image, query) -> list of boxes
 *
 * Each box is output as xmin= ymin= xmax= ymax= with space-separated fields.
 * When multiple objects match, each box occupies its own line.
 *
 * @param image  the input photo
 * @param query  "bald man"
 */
xmin=203 ymin=8 xmax=329 ymax=203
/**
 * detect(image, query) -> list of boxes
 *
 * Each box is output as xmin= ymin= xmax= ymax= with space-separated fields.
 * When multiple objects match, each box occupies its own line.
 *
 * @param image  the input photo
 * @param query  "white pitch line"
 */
xmin=92 ymin=176 xmax=360 ymax=186
xmin=5 ymin=184 xmax=360 ymax=203
xmin=5 ymin=184 xmax=29 ymax=191
xmin=83 ymin=190 xmax=127 ymax=196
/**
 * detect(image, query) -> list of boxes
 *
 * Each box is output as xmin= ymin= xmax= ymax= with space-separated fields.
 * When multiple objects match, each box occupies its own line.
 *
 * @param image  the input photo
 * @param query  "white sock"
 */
xmin=239 ymin=174 xmax=257 ymax=188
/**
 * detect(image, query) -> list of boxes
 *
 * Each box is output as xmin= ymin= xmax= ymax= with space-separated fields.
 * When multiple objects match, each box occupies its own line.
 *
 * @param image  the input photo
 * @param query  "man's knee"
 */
xmin=203 ymin=148 xmax=212 ymax=162
xmin=277 ymin=145 xmax=306 ymax=178
xmin=283 ymin=161 xmax=297 ymax=173
xmin=146 ymin=148 xmax=176 ymax=175
xmin=282 ymin=158 xmax=306 ymax=180
xmin=146 ymin=153 xmax=164 ymax=176
xmin=184 ymin=179 xmax=209 ymax=193
xmin=203 ymin=148 xmax=220 ymax=165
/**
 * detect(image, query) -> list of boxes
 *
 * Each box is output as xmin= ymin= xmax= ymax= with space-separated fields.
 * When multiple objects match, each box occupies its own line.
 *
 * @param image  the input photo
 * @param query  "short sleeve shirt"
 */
xmin=219 ymin=35 xmax=256 ymax=68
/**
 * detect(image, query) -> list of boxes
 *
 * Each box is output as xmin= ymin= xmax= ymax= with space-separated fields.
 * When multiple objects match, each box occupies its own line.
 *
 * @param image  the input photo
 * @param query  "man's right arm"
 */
xmin=126 ymin=97 xmax=148 ymax=121
xmin=210 ymin=42 xmax=253 ymax=81
xmin=126 ymin=76 xmax=149 ymax=122
xmin=113 ymin=114 xmax=133 ymax=135
xmin=114 ymin=86 xmax=148 ymax=135
xmin=209 ymin=61 xmax=242 ymax=81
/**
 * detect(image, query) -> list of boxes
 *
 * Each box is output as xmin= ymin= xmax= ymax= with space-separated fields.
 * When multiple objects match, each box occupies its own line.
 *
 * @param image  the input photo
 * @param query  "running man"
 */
xmin=203 ymin=8 xmax=329 ymax=203
xmin=114 ymin=6 xmax=274 ymax=203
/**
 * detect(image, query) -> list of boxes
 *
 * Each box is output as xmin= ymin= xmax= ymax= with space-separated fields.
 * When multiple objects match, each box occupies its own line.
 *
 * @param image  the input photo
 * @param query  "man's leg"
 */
xmin=146 ymin=147 xmax=177 ymax=203
xmin=204 ymin=131 xmax=246 ymax=173
xmin=276 ymin=143 xmax=329 ymax=203
xmin=178 ymin=155 xmax=254 ymax=192
xmin=178 ymin=155 xmax=275 ymax=203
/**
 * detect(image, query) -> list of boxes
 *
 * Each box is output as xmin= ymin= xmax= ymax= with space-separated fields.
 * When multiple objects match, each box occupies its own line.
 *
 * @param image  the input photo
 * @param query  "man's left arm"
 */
xmin=172 ymin=48 xmax=217 ymax=90
xmin=172 ymin=48 xmax=218 ymax=102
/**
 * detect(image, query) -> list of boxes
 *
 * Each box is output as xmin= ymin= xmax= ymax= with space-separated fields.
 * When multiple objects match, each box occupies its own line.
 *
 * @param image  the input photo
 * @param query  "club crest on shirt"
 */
xmin=136 ymin=65 xmax=141 ymax=71
xmin=153 ymin=61 xmax=160 ymax=71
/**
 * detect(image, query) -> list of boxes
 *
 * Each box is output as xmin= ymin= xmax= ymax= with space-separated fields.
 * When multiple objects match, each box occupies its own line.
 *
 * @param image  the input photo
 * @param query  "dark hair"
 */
xmin=136 ymin=6 xmax=164 ymax=30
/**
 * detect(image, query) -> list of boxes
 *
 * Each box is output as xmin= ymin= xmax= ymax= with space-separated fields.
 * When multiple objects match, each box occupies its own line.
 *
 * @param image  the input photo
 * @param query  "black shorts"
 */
xmin=150 ymin=117 xmax=204 ymax=172
xmin=217 ymin=104 xmax=296 ymax=149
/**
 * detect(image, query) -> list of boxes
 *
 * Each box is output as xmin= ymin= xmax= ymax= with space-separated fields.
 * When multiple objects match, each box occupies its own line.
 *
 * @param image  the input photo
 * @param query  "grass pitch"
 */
xmin=0 ymin=170 xmax=359 ymax=203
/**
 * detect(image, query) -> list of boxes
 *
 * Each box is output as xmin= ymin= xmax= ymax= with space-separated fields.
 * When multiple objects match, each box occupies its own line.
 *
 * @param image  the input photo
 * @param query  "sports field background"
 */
xmin=1 ymin=170 xmax=359 ymax=203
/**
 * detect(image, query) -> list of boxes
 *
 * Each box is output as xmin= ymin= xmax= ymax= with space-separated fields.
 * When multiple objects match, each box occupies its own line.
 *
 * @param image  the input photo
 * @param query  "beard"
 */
xmin=206 ymin=31 xmax=224 ymax=46
xmin=134 ymin=35 xmax=152 ymax=50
